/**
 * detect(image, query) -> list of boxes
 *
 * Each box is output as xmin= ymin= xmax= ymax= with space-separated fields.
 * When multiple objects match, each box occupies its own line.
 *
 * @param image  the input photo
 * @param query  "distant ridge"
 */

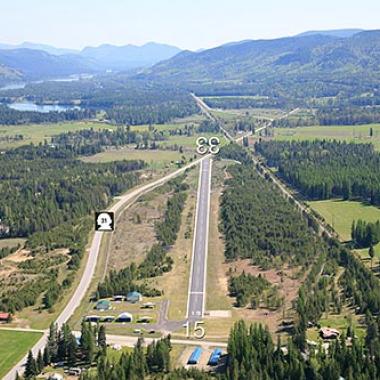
xmin=296 ymin=28 xmax=364 ymax=38
xmin=141 ymin=30 xmax=380 ymax=91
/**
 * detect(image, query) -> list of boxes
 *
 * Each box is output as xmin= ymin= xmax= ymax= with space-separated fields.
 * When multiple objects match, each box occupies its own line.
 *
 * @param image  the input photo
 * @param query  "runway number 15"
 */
xmin=183 ymin=321 xmax=205 ymax=339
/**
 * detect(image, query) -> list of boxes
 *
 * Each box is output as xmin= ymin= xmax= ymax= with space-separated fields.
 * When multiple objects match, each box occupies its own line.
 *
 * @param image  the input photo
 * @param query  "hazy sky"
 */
xmin=1 ymin=0 xmax=379 ymax=50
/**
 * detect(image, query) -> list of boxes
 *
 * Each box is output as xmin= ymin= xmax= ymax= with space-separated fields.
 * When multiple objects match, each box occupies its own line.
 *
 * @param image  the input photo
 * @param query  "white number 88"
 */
xmin=196 ymin=136 xmax=220 ymax=155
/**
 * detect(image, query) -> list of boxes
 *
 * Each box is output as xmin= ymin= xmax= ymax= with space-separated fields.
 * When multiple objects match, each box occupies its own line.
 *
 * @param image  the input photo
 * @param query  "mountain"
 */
xmin=142 ymin=30 xmax=380 ymax=83
xmin=0 ymin=49 xmax=97 ymax=81
xmin=296 ymin=29 xmax=364 ymax=38
xmin=0 ymin=42 xmax=78 ymax=55
xmin=0 ymin=41 xmax=182 ymax=83
xmin=80 ymin=42 xmax=181 ymax=70
xmin=0 ymin=64 xmax=22 ymax=86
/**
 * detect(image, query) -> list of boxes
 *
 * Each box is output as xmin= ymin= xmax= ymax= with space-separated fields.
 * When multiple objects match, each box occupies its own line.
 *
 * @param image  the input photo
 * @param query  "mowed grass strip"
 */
xmin=274 ymin=124 xmax=380 ymax=151
xmin=0 ymin=330 xmax=42 ymax=378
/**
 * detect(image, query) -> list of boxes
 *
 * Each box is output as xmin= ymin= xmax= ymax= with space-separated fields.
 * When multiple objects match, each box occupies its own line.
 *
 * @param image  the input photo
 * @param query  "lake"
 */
xmin=0 ymin=73 xmax=94 ymax=91
xmin=7 ymin=102 xmax=80 ymax=113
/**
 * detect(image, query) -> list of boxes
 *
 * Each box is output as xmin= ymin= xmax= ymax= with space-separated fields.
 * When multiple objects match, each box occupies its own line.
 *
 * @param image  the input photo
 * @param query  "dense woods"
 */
xmin=220 ymin=163 xmax=320 ymax=267
xmin=226 ymin=319 xmax=380 ymax=380
xmin=218 ymin=143 xmax=252 ymax=164
xmin=351 ymin=219 xmax=380 ymax=248
xmin=0 ymin=147 xmax=143 ymax=237
xmin=203 ymin=96 xmax=285 ymax=110
xmin=256 ymin=140 xmax=380 ymax=205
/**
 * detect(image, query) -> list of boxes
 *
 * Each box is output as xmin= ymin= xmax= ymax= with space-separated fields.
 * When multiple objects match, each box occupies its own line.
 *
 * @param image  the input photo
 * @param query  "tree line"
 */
xmin=0 ymin=105 xmax=96 ymax=125
xmin=255 ymin=140 xmax=380 ymax=205
xmin=351 ymin=219 xmax=380 ymax=248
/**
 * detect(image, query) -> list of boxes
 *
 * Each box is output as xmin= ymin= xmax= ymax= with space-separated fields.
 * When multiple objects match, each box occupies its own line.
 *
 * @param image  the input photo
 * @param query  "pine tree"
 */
xmin=369 ymin=244 xmax=375 ymax=270
xmin=36 ymin=350 xmax=44 ymax=373
xmin=47 ymin=323 xmax=58 ymax=362
xmin=98 ymin=325 xmax=107 ymax=350
xmin=43 ymin=346 xmax=51 ymax=366
xmin=81 ymin=321 xmax=96 ymax=364
xmin=67 ymin=333 xmax=78 ymax=367
xmin=25 ymin=350 xmax=37 ymax=379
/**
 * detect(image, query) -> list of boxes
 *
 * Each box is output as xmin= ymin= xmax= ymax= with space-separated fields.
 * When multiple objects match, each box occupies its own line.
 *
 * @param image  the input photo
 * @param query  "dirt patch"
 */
xmin=107 ymin=192 xmax=169 ymax=270
xmin=3 ymin=248 xmax=32 ymax=263
xmin=224 ymin=259 xmax=302 ymax=332
xmin=226 ymin=259 xmax=301 ymax=305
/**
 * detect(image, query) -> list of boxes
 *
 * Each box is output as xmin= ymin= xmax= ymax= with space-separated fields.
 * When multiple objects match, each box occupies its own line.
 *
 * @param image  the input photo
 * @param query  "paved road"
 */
xmin=4 ymin=155 xmax=211 ymax=380
xmin=72 ymin=331 xmax=227 ymax=349
xmin=191 ymin=94 xmax=234 ymax=141
xmin=187 ymin=157 xmax=212 ymax=321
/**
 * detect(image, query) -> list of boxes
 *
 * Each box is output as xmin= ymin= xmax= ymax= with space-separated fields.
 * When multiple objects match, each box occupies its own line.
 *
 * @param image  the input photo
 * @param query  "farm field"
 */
xmin=274 ymin=123 xmax=380 ymax=150
xmin=309 ymin=199 xmax=380 ymax=267
xmin=80 ymin=147 xmax=190 ymax=169
xmin=308 ymin=199 xmax=380 ymax=243
xmin=0 ymin=330 xmax=42 ymax=378
xmin=0 ymin=121 xmax=116 ymax=150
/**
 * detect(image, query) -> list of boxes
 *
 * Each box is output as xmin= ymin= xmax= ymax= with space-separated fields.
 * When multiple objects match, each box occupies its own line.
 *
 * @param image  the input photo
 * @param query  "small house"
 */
xmin=320 ymin=327 xmax=340 ymax=340
xmin=127 ymin=291 xmax=142 ymax=303
xmin=96 ymin=299 xmax=111 ymax=311
xmin=116 ymin=312 xmax=133 ymax=323
xmin=0 ymin=312 xmax=11 ymax=323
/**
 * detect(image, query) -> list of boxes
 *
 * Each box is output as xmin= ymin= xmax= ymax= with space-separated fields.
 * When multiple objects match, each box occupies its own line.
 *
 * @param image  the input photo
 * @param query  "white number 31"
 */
xmin=196 ymin=136 xmax=220 ymax=155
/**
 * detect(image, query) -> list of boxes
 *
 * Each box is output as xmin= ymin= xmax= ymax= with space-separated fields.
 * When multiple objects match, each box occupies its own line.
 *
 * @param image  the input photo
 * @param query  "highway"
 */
xmin=4 ymin=154 xmax=211 ymax=380
xmin=187 ymin=157 xmax=212 ymax=320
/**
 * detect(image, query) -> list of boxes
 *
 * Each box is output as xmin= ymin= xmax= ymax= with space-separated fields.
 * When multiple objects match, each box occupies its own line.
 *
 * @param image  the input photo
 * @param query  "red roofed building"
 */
xmin=0 ymin=312 xmax=11 ymax=322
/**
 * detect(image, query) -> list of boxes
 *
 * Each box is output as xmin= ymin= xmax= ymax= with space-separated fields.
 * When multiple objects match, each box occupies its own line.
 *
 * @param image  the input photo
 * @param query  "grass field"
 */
xmin=308 ymin=199 xmax=380 ymax=242
xmin=81 ymin=148 xmax=190 ymax=169
xmin=0 ymin=121 xmax=116 ymax=150
xmin=0 ymin=238 xmax=26 ymax=250
xmin=0 ymin=330 xmax=42 ymax=378
xmin=308 ymin=199 xmax=380 ymax=264
xmin=274 ymin=123 xmax=380 ymax=151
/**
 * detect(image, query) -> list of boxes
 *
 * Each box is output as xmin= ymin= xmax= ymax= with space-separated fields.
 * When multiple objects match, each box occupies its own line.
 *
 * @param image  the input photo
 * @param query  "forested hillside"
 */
xmin=255 ymin=140 xmax=380 ymax=205
xmin=142 ymin=31 xmax=380 ymax=116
